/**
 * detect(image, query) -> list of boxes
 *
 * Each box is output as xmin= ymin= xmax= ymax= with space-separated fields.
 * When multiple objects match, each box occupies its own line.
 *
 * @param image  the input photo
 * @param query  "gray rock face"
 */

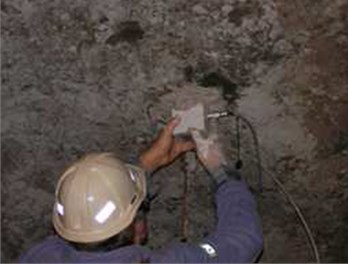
xmin=2 ymin=0 xmax=348 ymax=262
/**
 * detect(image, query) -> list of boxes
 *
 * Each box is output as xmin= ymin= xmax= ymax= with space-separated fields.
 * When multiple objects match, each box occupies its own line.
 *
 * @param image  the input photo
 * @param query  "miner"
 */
xmin=20 ymin=117 xmax=263 ymax=263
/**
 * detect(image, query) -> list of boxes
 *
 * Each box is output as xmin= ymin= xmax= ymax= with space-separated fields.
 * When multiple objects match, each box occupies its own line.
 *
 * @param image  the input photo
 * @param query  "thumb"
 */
xmin=163 ymin=116 xmax=181 ymax=135
xmin=190 ymin=129 xmax=204 ymax=144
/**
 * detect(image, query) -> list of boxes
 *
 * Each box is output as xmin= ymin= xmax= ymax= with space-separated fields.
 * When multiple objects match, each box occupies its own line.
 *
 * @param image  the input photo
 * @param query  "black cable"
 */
xmin=235 ymin=116 xmax=243 ymax=170
xmin=234 ymin=113 xmax=263 ymax=192
xmin=207 ymin=111 xmax=262 ymax=191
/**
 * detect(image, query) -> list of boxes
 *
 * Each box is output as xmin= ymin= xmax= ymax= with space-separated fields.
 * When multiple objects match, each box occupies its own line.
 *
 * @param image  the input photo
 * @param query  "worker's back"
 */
xmin=20 ymin=179 xmax=263 ymax=263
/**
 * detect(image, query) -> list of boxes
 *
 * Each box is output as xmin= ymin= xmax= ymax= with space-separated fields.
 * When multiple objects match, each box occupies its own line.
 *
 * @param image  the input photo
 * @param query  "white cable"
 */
xmin=242 ymin=148 xmax=321 ymax=263
xmin=267 ymin=168 xmax=320 ymax=262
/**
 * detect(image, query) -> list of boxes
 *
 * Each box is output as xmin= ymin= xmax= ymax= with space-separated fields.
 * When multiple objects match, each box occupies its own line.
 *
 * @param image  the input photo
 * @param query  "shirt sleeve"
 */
xmin=150 ymin=170 xmax=263 ymax=263
xmin=18 ymin=236 xmax=74 ymax=263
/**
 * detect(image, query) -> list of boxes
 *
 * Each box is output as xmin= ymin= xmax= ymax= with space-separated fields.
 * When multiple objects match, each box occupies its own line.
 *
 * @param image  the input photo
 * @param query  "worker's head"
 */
xmin=52 ymin=153 xmax=146 ymax=245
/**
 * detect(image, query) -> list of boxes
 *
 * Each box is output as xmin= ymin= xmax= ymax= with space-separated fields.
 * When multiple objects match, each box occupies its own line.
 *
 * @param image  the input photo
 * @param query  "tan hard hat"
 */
xmin=52 ymin=153 xmax=146 ymax=243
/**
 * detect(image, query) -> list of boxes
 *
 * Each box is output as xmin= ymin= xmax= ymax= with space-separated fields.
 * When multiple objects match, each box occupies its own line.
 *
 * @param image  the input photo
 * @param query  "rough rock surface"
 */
xmin=2 ymin=0 xmax=348 ymax=262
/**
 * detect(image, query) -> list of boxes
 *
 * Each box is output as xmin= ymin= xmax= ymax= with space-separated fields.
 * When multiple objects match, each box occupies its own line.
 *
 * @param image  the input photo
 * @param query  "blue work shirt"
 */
xmin=19 ymin=178 xmax=263 ymax=263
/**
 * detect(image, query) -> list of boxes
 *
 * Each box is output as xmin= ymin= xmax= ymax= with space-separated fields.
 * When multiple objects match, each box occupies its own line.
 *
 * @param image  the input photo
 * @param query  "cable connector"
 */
xmin=206 ymin=111 xmax=229 ymax=119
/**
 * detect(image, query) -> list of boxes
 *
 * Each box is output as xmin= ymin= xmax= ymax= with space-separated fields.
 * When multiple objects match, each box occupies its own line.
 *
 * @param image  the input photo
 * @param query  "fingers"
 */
xmin=171 ymin=140 xmax=195 ymax=158
xmin=179 ymin=140 xmax=196 ymax=152
xmin=155 ymin=116 xmax=180 ymax=147
xmin=190 ymin=128 xmax=201 ymax=141
xmin=163 ymin=116 xmax=181 ymax=135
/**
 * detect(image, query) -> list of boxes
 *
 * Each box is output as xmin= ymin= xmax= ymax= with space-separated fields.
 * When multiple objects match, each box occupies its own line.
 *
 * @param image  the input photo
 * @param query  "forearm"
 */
xmin=150 ymin=168 xmax=263 ymax=263
xmin=139 ymin=153 xmax=156 ymax=173
xmin=202 ymin=167 xmax=263 ymax=262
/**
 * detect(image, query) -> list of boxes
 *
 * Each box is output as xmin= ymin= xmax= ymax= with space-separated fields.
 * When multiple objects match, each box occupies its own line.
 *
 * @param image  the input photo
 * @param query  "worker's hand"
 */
xmin=140 ymin=117 xmax=195 ymax=172
xmin=190 ymin=129 xmax=227 ymax=173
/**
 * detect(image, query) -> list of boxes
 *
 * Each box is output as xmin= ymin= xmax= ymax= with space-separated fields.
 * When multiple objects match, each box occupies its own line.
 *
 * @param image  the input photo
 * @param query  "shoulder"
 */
xmin=149 ymin=242 xmax=206 ymax=263
xmin=19 ymin=236 xmax=72 ymax=263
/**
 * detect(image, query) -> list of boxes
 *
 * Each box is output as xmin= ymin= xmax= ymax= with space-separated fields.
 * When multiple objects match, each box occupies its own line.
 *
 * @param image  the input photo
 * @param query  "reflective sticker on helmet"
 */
xmin=95 ymin=201 xmax=116 ymax=224
xmin=129 ymin=169 xmax=137 ymax=182
xmin=199 ymin=243 xmax=217 ymax=258
xmin=57 ymin=203 xmax=64 ymax=216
